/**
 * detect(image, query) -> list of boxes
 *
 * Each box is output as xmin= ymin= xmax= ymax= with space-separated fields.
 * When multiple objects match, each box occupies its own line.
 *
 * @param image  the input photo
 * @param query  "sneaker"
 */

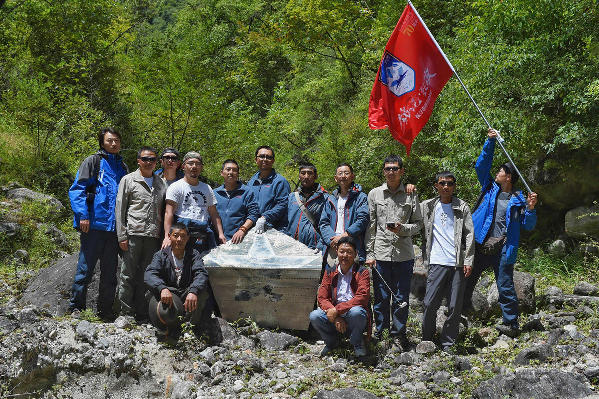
xmin=319 ymin=345 xmax=336 ymax=357
xmin=495 ymin=323 xmax=520 ymax=338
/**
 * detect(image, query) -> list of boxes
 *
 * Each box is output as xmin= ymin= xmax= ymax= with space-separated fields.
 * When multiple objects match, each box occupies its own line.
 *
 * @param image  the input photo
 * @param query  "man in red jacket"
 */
xmin=309 ymin=236 xmax=370 ymax=357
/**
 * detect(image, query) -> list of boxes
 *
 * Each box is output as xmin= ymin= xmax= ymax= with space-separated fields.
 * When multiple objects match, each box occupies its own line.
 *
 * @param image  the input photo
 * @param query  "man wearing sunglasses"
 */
xmin=115 ymin=146 xmax=166 ymax=322
xmin=463 ymin=128 xmax=538 ymax=337
xmin=156 ymin=148 xmax=184 ymax=187
xmin=365 ymin=155 xmax=422 ymax=348
xmin=247 ymin=145 xmax=291 ymax=233
xmin=420 ymin=171 xmax=474 ymax=352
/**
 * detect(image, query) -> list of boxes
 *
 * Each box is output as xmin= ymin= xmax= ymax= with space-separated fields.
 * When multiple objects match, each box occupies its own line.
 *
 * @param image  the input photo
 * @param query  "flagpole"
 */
xmin=407 ymin=0 xmax=533 ymax=193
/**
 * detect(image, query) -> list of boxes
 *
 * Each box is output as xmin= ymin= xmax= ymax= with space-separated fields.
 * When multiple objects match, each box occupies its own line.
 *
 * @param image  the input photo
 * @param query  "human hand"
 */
xmin=387 ymin=223 xmax=401 ymax=235
xmin=161 ymin=236 xmax=171 ymax=249
xmin=488 ymin=128 xmax=499 ymax=139
xmin=80 ymin=219 xmax=90 ymax=233
xmin=326 ymin=307 xmax=338 ymax=323
xmin=160 ymin=288 xmax=173 ymax=307
xmin=254 ymin=217 xmax=266 ymax=234
xmin=184 ymin=292 xmax=198 ymax=312
xmin=527 ymin=192 xmax=538 ymax=210
xmin=231 ymin=229 xmax=246 ymax=244
xmin=405 ymin=184 xmax=417 ymax=194
xmin=365 ymin=259 xmax=376 ymax=268
xmin=334 ymin=317 xmax=347 ymax=334
xmin=463 ymin=265 xmax=472 ymax=277
xmin=119 ymin=240 xmax=129 ymax=251
xmin=218 ymin=234 xmax=227 ymax=244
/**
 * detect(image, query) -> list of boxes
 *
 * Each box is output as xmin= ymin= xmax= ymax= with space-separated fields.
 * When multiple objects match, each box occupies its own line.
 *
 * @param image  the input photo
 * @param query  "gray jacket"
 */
xmin=365 ymin=182 xmax=423 ymax=262
xmin=420 ymin=197 xmax=474 ymax=268
xmin=116 ymin=169 xmax=167 ymax=241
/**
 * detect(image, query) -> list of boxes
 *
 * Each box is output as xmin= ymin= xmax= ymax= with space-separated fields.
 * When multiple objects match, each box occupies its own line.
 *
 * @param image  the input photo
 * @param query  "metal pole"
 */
xmin=407 ymin=0 xmax=533 ymax=193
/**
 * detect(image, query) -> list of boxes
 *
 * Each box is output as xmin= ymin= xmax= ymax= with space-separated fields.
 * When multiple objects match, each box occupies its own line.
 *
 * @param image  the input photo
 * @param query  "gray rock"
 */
xmin=547 ymin=315 xmax=577 ymax=329
xmin=75 ymin=320 xmax=98 ymax=342
xmin=573 ymin=281 xmax=599 ymax=296
xmin=415 ymin=340 xmax=436 ymax=354
xmin=43 ymin=224 xmax=68 ymax=247
xmin=564 ymin=324 xmax=584 ymax=340
xmin=410 ymin=264 xmax=428 ymax=301
xmin=548 ymin=239 xmax=567 ymax=256
xmin=565 ymin=205 xmax=599 ymax=239
xmin=469 ymin=289 xmax=490 ymax=317
xmin=454 ymin=356 xmax=472 ymax=371
xmin=113 ymin=315 xmax=134 ymax=329
xmin=513 ymin=271 xmax=536 ymax=313
xmin=329 ymin=359 xmax=348 ymax=372
xmin=395 ymin=352 xmax=420 ymax=365
xmin=13 ymin=249 xmax=29 ymax=264
xmin=513 ymin=344 xmax=554 ymax=365
xmin=473 ymin=368 xmax=592 ymax=399
xmin=522 ymin=315 xmax=545 ymax=332
xmin=20 ymin=253 xmax=102 ymax=316
xmin=199 ymin=347 xmax=216 ymax=365
xmin=314 ymin=388 xmax=379 ymax=399
xmin=6 ymin=188 xmax=65 ymax=215
xmin=0 ymin=314 xmax=18 ymax=336
xmin=257 ymin=330 xmax=298 ymax=350
xmin=0 ymin=222 xmax=21 ymax=236
xmin=583 ymin=367 xmax=599 ymax=381
xmin=432 ymin=370 xmax=451 ymax=384
xmin=545 ymin=286 xmax=564 ymax=297
xmin=579 ymin=242 xmax=599 ymax=256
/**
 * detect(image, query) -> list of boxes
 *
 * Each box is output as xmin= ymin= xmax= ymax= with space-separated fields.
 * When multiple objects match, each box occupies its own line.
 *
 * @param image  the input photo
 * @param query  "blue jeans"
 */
xmin=373 ymin=259 xmax=414 ymax=336
xmin=309 ymin=306 xmax=367 ymax=350
xmin=465 ymin=248 xmax=519 ymax=326
xmin=70 ymin=229 xmax=119 ymax=314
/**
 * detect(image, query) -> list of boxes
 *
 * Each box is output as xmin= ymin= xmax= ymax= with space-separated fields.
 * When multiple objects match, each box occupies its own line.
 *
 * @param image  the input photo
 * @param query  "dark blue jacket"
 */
xmin=247 ymin=169 xmax=291 ymax=231
xmin=69 ymin=150 xmax=128 ymax=231
xmin=319 ymin=183 xmax=369 ymax=261
xmin=286 ymin=184 xmax=327 ymax=251
xmin=214 ymin=182 xmax=260 ymax=240
xmin=473 ymin=138 xmax=537 ymax=264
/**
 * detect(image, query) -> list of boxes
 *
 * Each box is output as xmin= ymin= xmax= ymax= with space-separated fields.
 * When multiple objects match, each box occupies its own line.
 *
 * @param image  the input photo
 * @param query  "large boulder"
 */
xmin=565 ymin=205 xmax=599 ymax=239
xmin=473 ymin=368 xmax=592 ymax=399
xmin=20 ymin=253 xmax=103 ymax=316
xmin=487 ymin=270 xmax=535 ymax=314
xmin=6 ymin=188 xmax=65 ymax=216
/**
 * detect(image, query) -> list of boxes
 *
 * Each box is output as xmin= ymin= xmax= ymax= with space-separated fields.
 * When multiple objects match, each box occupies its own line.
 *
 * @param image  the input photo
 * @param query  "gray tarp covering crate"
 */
xmin=203 ymin=230 xmax=322 ymax=330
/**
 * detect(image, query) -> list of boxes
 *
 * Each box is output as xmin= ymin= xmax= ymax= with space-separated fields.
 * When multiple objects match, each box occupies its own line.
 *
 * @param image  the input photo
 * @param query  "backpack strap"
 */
xmin=294 ymin=191 xmax=319 ymax=230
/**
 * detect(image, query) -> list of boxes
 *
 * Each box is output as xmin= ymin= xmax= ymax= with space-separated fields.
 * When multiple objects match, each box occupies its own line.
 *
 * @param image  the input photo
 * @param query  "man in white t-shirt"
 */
xmin=420 ymin=171 xmax=474 ymax=352
xmin=162 ymin=152 xmax=226 ymax=252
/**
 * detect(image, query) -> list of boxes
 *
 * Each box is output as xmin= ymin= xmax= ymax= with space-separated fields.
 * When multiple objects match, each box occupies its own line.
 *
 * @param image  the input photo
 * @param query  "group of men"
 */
xmin=67 ymin=127 xmax=538 ymax=355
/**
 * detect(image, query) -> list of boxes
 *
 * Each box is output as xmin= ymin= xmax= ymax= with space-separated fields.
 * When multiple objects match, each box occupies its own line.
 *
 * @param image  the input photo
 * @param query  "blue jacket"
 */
xmin=473 ymin=138 xmax=537 ymax=264
xmin=214 ymin=182 xmax=260 ymax=240
xmin=247 ymin=169 xmax=291 ymax=231
xmin=69 ymin=150 xmax=128 ymax=231
xmin=286 ymin=184 xmax=327 ymax=251
xmin=319 ymin=183 xmax=369 ymax=261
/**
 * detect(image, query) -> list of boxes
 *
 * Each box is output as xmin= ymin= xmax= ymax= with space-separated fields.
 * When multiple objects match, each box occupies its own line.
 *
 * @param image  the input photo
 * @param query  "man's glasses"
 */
xmin=162 ymin=155 xmax=179 ymax=161
xmin=437 ymin=181 xmax=455 ymax=187
xmin=336 ymin=171 xmax=352 ymax=176
xmin=257 ymin=154 xmax=274 ymax=160
xmin=139 ymin=156 xmax=157 ymax=163
xmin=383 ymin=166 xmax=401 ymax=172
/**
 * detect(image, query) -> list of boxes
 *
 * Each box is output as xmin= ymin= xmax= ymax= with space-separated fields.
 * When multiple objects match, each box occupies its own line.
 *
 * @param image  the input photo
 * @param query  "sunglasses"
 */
xmin=437 ymin=181 xmax=455 ymax=187
xmin=383 ymin=166 xmax=401 ymax=172
xmin=257 ymin=154 xmax=274 ymax=160
xmin=162 ymin=155 xmax=179 ymax=161
xmin=139 ymin=156 xmax=157 ymax=163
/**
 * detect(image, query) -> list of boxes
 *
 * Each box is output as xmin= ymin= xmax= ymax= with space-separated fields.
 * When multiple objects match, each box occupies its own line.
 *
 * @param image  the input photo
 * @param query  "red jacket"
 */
xmin=317 ymin=263 xmax=370 ymax=314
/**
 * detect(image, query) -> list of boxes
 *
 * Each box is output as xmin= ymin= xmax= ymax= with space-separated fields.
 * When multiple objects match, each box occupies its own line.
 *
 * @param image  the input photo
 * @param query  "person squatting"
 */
xmin=68 ymin=127 xmax=538 ymax=355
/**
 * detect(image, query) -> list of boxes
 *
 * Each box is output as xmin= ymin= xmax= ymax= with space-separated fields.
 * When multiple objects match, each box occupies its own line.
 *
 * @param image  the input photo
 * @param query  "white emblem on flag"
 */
xmin=379 ymin=51 xmax=415 ymax=98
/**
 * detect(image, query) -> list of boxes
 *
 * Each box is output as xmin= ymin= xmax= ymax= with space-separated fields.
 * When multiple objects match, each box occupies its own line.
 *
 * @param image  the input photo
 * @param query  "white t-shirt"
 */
xmin=171 ymin=251 xmax=184 ymax=286
xmin=429 ymin=201 xmax=456 ymax=267
xmin=335 ymin=194 xmax=348 ymax=235
xmin=166 ymin=179 xmax=216 ymax=223
xmin=336 ymin=265 xmax=354 ymax=303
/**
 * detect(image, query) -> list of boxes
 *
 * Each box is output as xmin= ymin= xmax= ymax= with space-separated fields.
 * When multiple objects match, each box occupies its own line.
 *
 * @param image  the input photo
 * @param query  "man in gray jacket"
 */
xmin=420 ymin=171 xmax=474 ymax=352
xmin=116 ymin=146 xmax=167 ymax=322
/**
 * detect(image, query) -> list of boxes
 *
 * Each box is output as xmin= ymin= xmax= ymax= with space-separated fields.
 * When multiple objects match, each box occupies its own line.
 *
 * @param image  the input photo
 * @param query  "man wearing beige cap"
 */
xmin=162 ymin=151 xmax=226 ymax=252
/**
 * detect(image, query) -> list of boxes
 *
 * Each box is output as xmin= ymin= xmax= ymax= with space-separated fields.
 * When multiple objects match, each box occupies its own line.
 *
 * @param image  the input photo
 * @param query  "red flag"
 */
xmin=368 ymin=2 xmax=453 ymax=155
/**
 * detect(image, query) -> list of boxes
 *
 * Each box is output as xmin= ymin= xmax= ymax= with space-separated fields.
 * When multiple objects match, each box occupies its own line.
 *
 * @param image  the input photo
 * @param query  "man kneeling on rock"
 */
xmin=144 ymin=223 xmax=211 ymax=338
xmin=310 ymin=236 xmax=370 ymax=358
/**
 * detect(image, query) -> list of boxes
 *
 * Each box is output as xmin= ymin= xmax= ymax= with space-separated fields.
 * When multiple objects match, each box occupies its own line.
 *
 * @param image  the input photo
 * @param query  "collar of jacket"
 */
xmin=332 ymin=182 xmax=361 ymax=199
xmin=97 ymin=148 xmax=122 ymax=161
xmin=132 ymin=168 xmax=159 ymax=183
xmin=425 ymin=196 xmax=461 ymax=214
xmin=296 ymin=183 xmax=325 ymax=200
xmin=382 ymin=182 xmax=405 ymax=194
xmin=255 ymin=169 xmax=277 ymax=183
xmin=215 ymin=181 xmax=244 ymax=195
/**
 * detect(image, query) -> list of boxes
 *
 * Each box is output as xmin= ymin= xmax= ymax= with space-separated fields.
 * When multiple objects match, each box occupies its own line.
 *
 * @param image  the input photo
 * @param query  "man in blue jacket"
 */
xmin=286 ymin=162 xmax=327 ymax=251
xmin=464 ymin=128 xmax=538 ymax=337
xmin=68 ymin=127 xmax=128 ymax=320
xmin=214 ymin=159 xmax=260 ymax=243
xmin=319 ymin=163 xmax=369 ymax=263
xmin=248 ymin=146 xmax=291 ymax=233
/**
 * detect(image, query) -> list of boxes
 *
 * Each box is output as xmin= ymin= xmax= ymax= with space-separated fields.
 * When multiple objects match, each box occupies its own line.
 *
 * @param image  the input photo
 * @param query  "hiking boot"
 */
xmin=495 ymin=323 xmax=520 ymax=338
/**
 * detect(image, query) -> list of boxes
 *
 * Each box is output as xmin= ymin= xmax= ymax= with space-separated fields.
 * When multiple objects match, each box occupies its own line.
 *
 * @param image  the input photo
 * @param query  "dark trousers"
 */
xmin=422 ymin=264 xmax=466 ymax=348
xmin=70 ymin=229 xmax=119 ymax=314
xmin=147 ymin=288 xmax=210 ymax=333
xmin=464 ymin=248 xmax=519 ymax=326
xmin=373 ymin=259 xmax=414 ymax=336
